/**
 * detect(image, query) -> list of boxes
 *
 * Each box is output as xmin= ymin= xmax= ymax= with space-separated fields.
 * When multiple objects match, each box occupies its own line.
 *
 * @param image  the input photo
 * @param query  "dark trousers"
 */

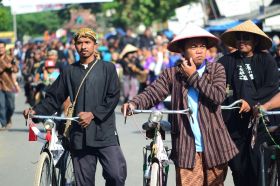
xmin=72 ymin=145 xmax=127 ymax=186
xmin=229 ymin=126 xmax=271 ymax=186
xmin=0 ymin=90 xmax=15 ymax=127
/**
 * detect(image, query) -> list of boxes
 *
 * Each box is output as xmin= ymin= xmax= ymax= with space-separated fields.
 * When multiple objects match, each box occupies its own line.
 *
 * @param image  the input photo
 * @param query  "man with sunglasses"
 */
xmin=218 ymin=20 xmax=279 ymax=186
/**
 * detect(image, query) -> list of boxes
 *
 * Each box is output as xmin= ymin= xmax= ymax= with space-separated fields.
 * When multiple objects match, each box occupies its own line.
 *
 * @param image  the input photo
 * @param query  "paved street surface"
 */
xmin=0 ymin=90 xmax=234 ymax=185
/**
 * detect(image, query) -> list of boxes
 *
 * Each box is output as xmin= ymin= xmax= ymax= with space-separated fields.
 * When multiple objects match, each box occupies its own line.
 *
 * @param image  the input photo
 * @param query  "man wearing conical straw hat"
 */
xmin=218 ymin=20 xmax=279 ymax=186
xmin=122 ymin=24 xmax=238 ymax=186
xmin=119 ymin=44 xmax=148 ymax=102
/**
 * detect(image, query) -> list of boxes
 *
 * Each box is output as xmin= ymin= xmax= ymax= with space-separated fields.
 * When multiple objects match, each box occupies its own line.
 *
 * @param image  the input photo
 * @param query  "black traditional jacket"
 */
xmin=219 ymin=51 xmax=279 ymax=139
xmin=34 ymin=60 xmax=120 ymax=149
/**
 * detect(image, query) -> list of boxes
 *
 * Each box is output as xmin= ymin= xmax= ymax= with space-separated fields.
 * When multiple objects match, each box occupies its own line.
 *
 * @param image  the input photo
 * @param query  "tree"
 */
xmin=0 ymin=7 xmax=13 ymax=31
xmin=16 ymin=11 xmax=63 ymax=39
xmin=101 ymin=0 xmax=197 ymax=28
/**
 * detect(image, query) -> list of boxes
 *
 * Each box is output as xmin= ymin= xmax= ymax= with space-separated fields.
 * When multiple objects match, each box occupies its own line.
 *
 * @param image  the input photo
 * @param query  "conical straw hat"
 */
xmin=120 ymin=44 xmax=138 ymax=58
xmin=167 ymin=24 xmax=220 ymax=53
xmin=221 ymin=20 xmax=272 ymax=50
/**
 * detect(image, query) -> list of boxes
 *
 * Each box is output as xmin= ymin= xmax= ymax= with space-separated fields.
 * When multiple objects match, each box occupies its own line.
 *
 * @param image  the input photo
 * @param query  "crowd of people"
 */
xmin=0 ymin=18 xmax=279 ymax=186
xmin=2 ymin=24 xmax=280 ymax=110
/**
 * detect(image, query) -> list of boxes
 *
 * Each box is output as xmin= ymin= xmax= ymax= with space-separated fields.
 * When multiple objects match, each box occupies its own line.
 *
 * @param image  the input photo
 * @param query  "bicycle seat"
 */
xmin=142 ymin=121 xmax=171 ymax=131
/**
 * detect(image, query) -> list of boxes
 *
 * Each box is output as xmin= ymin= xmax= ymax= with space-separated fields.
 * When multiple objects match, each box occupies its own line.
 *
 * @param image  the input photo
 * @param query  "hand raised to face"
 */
xmin=180 ymin=57 xmax=196 ymax=77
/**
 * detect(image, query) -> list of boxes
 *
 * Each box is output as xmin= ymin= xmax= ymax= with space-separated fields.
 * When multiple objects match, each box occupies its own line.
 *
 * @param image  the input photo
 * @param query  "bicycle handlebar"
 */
xmin=221 ymin=99 xmax=242 ymax=110
xmin=262 ymin=142 xmax=280 ymax=150
xmin=132 ymin=108 xmax=192 ymax=115
xmin=132 ymin=99 xmax=243 ymax=114
xmin=260 ymin=110 xmax=280 ymax=116
xmin=30 ymin=115 xmax=80 ymax=122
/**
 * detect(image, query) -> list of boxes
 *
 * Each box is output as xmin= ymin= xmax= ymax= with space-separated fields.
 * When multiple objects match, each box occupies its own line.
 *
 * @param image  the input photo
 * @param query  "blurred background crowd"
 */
xmin=0 ymin=0 xmax=280 ymax=107
xmin=4 ymin=25 xmax=280 ymax=108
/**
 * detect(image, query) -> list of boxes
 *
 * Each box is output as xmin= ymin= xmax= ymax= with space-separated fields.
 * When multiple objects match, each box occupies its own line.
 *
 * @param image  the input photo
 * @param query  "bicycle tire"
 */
xmin=34 ymin=152 xmax=53 ymax=186
xmin=150 ymin=163 xmax=159 ymax=186
xmin=271 ymin=162 xmax=277 ymax=186
xmin=268 ymin=160 xmax=278 ymax=186
xmin=143 ymin=147 xmax=150 ymax=186
xmin=56 ymin=151 xmax=75 ymax=186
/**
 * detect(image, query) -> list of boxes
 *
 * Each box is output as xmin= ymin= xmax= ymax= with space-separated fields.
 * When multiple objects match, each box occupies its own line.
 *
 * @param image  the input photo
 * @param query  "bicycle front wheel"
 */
xmin=34 ymin=152 xmax=53 ymax=186
xmin=268 ymin=160 xmax=279 ymax=186
xmin=150 ymin=162 xmax=159 ymax=186
xmin=56 ymin=151 xmax=75 ymax=186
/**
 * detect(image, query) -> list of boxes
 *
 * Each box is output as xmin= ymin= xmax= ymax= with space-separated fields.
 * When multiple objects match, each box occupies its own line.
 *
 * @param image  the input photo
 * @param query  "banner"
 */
xmin=3 ymin=0 xmax=112 ymax=14
xmin=9 ymin=0 xmax=112 ymax=6
xmin=215 ymin=0 xmax=273 ymax=17
xmin=11 ymin=4 xmax=65 ymax=15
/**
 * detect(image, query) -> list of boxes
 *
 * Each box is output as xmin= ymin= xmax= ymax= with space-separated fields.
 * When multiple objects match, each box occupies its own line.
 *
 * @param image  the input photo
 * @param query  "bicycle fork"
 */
xmin=143 ymin=146 xmax=170 ymax=186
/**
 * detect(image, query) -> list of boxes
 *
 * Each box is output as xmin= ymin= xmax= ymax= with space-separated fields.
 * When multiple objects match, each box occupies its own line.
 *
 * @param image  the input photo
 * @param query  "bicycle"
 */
xmin=130 ymin=109 xmax=191 ymax=186
xmin=26 ymin=114 xmax=79 ymax=186
xmin=253 ymin=108 xmax=280 ymax=186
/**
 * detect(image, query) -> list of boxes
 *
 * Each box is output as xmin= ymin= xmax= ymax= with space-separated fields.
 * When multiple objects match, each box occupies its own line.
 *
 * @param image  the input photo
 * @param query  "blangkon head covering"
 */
xmin=74 ymin=28 xmax=98 ymax=43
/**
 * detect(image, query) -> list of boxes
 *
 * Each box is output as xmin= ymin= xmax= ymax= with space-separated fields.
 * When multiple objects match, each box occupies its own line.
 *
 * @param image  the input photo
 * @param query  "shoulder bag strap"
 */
xmin=63 ymin=59 xmax=98 ymax=138
xmin=71 ymin=59 xmax=98 ymax=107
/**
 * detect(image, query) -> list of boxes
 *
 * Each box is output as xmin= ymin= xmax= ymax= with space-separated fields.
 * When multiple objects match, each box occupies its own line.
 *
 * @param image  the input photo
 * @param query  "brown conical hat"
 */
xmin=120 ymin=44 xmax=138 ymax=58
xmin=167 ymin=23 xmax=220 ymax=53
xmin=221 ymin=20 xmax=272 ymax=50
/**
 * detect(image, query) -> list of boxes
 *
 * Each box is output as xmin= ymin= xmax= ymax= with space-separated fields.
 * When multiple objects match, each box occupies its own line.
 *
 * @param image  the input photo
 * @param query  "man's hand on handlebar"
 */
xmin=239 ymin=99 xmax=251 ymax=113
xmin=121 ymin=102 xmax=136 ymax=116
xmin=78 ymin=112 xmax=94 ymax=128
xmin=23 ymin=108 xmax=36 ymax=119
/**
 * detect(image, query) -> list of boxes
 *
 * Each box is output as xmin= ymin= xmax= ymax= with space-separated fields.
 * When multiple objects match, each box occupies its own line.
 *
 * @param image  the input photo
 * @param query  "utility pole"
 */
xmin=12 ymin=13 xmax=17 ymax=41
xmin=200 ymin=0 xmax=208 ymax=25
xmin=209 ymin=0 xmax=218 ymax=19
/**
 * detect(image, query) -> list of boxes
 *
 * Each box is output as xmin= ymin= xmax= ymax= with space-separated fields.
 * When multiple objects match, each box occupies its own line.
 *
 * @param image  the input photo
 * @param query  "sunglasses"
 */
xmin=236 ymin=33 xmax=253 ymax=41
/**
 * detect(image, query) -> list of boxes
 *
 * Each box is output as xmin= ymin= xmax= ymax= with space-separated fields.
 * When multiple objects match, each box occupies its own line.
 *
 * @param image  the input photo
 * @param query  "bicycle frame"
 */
xmin=260 ymin=143 xmax=280 ymax=186
xmin=255 ymin=108 xmax=280 ymax=186
xmin=132 ymin=109 xmax=191 ymax=186
xmin=27 ymin=114 xmax=78 ymax=186
xmin=28 ymin=115 xmax=78 ymax=164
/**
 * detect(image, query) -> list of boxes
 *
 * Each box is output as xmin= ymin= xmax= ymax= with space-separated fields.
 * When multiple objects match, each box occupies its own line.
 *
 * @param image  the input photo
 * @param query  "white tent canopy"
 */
xmin=5 ymin=0 xmax=112 ymax=6
xmin=3 ymin=0 xmax=112 ymax=14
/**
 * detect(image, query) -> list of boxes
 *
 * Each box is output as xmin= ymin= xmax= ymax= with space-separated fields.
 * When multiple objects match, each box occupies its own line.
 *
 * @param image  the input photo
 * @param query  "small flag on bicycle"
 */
xmin=29 ymin=122 xmax=37 ymax=141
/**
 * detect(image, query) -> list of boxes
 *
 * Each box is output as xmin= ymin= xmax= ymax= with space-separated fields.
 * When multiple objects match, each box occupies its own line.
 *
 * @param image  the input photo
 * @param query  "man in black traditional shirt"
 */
xmin=23 ymin=28 xmax=127 ymax=186
xmin=218 ymin=20 xmax=279 ymax=186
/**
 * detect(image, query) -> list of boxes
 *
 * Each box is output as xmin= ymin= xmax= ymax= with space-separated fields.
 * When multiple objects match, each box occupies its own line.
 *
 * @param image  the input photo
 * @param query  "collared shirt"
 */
xmin=187 ymin=62 xmax=206 ymax=152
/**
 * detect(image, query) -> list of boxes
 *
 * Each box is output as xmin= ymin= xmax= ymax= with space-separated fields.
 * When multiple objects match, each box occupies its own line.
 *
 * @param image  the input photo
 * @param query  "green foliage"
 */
xmin=17 ymin=11 xmax=63 ymax=39
xmin=101 ymin=0 xmax=196 ymax=28
xmin=0 ymin=1 xmax=198 ymax=39
xmin=0 ymin=7 xmax=13 ymax=31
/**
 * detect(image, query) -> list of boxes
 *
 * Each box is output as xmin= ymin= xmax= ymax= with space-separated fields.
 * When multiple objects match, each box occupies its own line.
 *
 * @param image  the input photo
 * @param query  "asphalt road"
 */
xmin=0 ymin=90 xmax=234 ymax=186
